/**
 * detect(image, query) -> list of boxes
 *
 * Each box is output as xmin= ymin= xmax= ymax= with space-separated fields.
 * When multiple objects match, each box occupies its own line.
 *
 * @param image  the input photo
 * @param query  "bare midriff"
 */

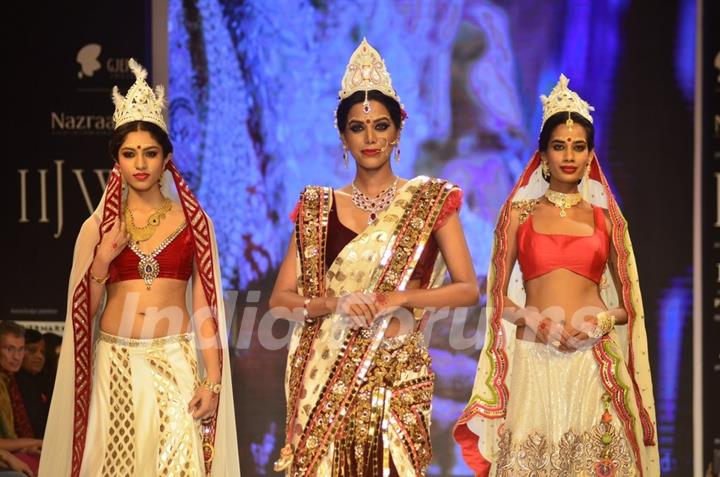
xmin=515 ymin=268 xmax=606 ymax=341
xmin=100 ymin=278 xmax=191 ymax=338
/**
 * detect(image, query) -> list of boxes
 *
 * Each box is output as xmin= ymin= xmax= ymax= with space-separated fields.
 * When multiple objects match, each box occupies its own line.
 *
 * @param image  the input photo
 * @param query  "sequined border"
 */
xmin=291 ymin=178 xmax=453 ymax=477
xmin=593 ymin=336 xmax=644 ymax=476
xmin=284 ymin=187 xmax=331 ymax=444
xmin=389 ymin=376 xmax=434 ymax=474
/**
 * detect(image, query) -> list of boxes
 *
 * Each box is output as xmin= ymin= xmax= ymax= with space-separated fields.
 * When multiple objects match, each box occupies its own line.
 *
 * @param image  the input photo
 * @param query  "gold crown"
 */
xmin=112 ymin=59 xmax=167 ymax=132
xmin=338 ymin=38 xmax=400 ymax=104
xmin=540 ymin=74 xmax=594 ymax=126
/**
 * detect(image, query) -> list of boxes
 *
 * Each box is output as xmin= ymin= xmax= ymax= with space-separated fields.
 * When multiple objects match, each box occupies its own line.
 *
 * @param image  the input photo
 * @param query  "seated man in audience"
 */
xmin=0 ymin=322 xmax=41 ymax=475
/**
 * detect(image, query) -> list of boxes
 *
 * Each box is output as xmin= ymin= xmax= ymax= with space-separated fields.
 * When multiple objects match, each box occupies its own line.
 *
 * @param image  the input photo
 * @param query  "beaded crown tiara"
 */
xmin=540 ymin=74 xmax=595 ymax=127
xmin=112 ymin=58 xmax=167 ymax=132
xmin=338 ymin=38 xmax=400 ymax=104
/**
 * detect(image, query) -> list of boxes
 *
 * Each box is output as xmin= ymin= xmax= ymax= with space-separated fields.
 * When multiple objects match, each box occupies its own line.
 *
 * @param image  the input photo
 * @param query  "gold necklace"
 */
xmin=544 ymin=189 xmax=582 ymax=217
xmin=124 ymin=197 xmax=172 ymax=243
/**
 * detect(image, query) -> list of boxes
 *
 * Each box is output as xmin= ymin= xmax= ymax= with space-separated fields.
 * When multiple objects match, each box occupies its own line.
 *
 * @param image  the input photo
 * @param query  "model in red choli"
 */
xmin=107 ymin=223 xmax=194 ymax=284
xmin=516 ymin=205 xmax=609 ymax=284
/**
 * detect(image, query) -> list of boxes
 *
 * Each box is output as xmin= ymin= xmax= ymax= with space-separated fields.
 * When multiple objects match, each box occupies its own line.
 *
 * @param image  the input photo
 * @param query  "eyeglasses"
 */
xmin=0 ymin=346 xmax=25 ymax=355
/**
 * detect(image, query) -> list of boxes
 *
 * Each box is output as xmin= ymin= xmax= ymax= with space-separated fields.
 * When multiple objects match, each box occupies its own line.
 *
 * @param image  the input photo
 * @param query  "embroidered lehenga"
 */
xmin=454 ymin=77 xmax=659 ymax=477
xmin=279 ymin=177 xmax=461 ymax=477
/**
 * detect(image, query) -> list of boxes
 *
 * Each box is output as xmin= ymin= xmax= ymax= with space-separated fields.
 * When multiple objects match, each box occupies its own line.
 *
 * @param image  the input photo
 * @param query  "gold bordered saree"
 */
xmin=453 ymin=153 xmax=659 ymax=476
xmin=277 ymin=176 xmax=459 ymax=477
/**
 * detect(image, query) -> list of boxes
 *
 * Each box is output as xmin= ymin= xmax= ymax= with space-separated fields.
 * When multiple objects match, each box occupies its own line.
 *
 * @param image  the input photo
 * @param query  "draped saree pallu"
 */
xmin=453 ymin=154 xmax=659 ymax=477
xmin=277 ymin=177 xmax=459 ymax=477
xmin=39 ymin=162 xmax=240 ymax=477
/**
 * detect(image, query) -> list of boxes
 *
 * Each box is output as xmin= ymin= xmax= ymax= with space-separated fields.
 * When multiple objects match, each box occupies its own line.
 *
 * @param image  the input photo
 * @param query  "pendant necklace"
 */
xmin=351 ymin=177 xmax=398 ymax=224
xmin=544 ymin=189 xmax=582 ymax=217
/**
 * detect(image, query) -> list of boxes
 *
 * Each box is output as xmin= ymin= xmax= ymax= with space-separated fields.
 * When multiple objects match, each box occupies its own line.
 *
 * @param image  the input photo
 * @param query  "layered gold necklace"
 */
xmin=544 ymin=189 xmax=582 ymax=217
xmin=124 ymin=197 xmax=172 ymax=243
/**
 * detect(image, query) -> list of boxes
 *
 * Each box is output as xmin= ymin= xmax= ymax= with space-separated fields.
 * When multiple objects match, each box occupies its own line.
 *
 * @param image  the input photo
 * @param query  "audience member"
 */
xmin=14 ymin=331 xmax=51 ymax=437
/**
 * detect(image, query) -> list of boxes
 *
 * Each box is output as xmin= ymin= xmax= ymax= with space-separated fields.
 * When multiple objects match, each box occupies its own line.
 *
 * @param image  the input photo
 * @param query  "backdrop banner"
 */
xmin=5 ymin=0 xmax=150 ymax=327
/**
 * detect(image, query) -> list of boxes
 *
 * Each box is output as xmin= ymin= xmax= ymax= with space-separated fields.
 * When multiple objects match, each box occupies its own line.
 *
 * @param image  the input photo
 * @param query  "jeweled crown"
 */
xmin=338 ymin=38 xmax=400 ymax=103
xmin=112 ymin=59 xmax=167 ymax=132
xmin=540 ymin=74 xmax=594 ymax=126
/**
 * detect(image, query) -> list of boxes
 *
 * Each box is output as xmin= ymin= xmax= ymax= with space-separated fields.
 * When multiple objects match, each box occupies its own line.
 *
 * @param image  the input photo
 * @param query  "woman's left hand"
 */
xmin=188 ymin=386 xmax=219 ymax=420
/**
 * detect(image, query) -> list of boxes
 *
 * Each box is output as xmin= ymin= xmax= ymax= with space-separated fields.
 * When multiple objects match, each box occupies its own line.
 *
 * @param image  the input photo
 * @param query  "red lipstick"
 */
xmin=361 ymin=149 xmax=381 ymax=157
xmin=559 ymin=166 xmax=577 ymax=174
xmin=133 ymin=173 xmax=150 ymax=181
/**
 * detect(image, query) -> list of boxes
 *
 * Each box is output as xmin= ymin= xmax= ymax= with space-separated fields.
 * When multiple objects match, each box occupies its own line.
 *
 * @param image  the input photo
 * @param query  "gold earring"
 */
xmin=342 ymin=147 xmax=349 ymax=169
xmin=582 ymin=160 xmax=591 ymax=197
xmin=541 ymin=160 xmax=550 ymax=179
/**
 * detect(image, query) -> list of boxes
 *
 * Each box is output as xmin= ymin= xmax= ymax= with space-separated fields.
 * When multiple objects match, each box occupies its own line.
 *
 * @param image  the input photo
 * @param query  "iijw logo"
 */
xmin=18 ymin=161 xmax=110 ymax=238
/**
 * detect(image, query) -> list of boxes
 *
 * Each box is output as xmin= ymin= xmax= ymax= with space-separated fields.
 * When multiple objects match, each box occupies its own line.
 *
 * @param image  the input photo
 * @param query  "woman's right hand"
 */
xmin=336 ymin=292 xmax=379 ymax=329
xmin=95 ymin=217 xmax=130 ymax=265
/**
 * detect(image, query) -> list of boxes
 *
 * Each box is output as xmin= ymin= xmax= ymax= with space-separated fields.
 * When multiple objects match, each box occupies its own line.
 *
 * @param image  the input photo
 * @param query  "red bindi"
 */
xmin=566 ymin=137 xmax=573 ymax=143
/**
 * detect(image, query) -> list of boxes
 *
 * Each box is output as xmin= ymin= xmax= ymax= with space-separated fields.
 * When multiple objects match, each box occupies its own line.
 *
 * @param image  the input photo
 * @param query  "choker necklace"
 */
xmin=124 ymin=197 xmax=172 ymax=244
xmin=351 ymin=177 xmax=398 ymax=224
xmin=544 ymin=189 xmax=582 ymax=217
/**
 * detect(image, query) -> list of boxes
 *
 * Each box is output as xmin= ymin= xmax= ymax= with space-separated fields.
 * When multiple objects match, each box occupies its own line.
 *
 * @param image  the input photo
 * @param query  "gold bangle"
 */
xmin=90 ymin=271 xmax=109 ymax=285
xmin=590 ymin=311 xmax=616 ymax=338
xmin=202 ymin=378 xmax=222 ymax=394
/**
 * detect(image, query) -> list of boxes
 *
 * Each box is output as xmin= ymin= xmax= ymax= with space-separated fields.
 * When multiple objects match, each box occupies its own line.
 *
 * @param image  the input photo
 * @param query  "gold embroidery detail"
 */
xmin=332 ymin=332 xmax=434 ymax=476
xmin=511 ymin=199 xmax=540 ymax=224
xmin=495 ymin=423 xmax=635 ymax=476
xmin=101 ymin=345 xmax=136 ymax=476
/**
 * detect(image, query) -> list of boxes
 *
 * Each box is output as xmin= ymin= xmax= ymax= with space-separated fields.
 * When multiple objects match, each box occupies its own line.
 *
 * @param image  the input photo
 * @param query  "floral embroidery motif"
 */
xmin=511 ymin=199 xmax=540 ymax=224
xmin=495 ymin=423 xmax=635 ymax=476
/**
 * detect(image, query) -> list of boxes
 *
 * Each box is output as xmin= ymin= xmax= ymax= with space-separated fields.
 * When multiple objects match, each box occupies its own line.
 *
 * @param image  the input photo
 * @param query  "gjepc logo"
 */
xmin=77 ymin=43 xmax=102 ymax=79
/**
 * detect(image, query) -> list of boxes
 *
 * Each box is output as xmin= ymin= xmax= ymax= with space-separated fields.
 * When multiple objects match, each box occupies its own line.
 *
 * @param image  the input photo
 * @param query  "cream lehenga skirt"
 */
xmin=495 ymin=340 xmax=637 ymax=477
xmin=79 ymin=331 xmax=205 ymax=476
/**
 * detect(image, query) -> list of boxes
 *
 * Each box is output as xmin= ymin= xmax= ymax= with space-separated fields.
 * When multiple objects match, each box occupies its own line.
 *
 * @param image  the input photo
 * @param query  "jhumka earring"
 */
xmin=541 ymin=160 xmax=550 ymax=179
xmin=342 ymin=146 xmax=349 ymax=169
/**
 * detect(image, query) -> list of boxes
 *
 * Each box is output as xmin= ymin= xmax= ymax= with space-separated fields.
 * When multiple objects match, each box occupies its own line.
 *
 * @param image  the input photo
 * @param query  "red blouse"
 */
xmin=107 ymin=225 xmax=195 ymax=284
xmin=516 ymin=205 xmax=609 ymax=284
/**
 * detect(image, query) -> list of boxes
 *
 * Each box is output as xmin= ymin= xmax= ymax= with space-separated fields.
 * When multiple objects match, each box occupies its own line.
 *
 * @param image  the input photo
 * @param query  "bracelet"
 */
xmin=202 ymin=378 xmax=222 ymax=394
xmin=90 ymin=271 xmax=110 ymax=285
xmin=589 ymin=311 xmax=616 ymax=339
xmin=303 ymin=297 xmax=316 ymax=325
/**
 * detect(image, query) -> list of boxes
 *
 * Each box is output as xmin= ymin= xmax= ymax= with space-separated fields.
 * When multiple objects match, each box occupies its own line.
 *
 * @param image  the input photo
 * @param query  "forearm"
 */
xmin=196 ymin=315 xmax=222 ymax=382
xmin=606 ymin=306 xmax=628 ymax=325
xmin=269 ymin=290 xmax=335 ymax=322
xmin=88 ymin=256 xmax=109 ymax=317
xmin=392 ymin=282 xmax=479 ymax=310
xmin=0 ymin=438 xmax=37 ymax=451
